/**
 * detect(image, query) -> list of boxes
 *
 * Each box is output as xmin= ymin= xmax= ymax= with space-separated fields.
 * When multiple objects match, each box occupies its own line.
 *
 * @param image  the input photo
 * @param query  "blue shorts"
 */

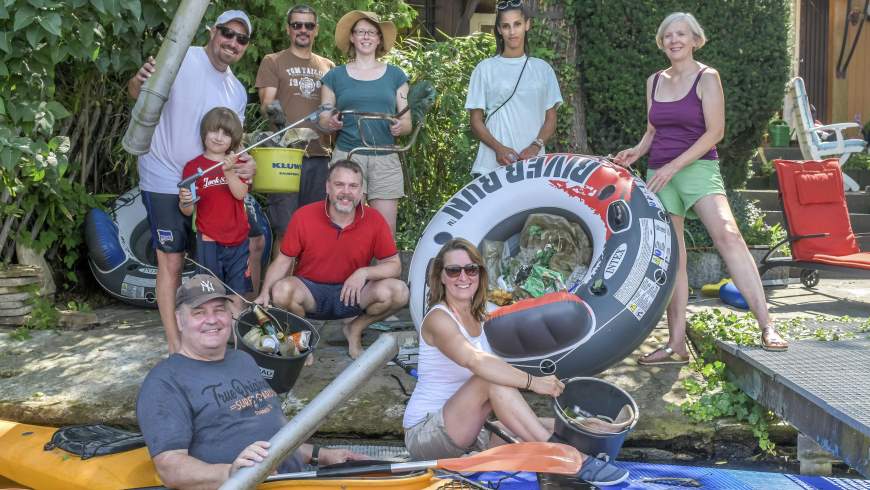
xmin=195 ymin=235 xmax=252 ymax=295
xmin=299 ymin=277 xmax=364 ymax=320
xmin=142 ymin=191 xmax=193 ymax=253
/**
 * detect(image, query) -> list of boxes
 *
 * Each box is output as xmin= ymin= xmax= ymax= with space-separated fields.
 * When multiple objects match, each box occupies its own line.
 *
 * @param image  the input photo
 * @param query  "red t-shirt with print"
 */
xmin=280 ymin=201 xmax=398 ymax=284
xmin=182 ymin=155 xmax=249 ymax=246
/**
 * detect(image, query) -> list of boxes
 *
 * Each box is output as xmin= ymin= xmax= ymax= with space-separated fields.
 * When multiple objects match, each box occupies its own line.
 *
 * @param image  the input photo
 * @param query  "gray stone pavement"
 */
xmin=0 ymin=276 xmax=867 ymax=457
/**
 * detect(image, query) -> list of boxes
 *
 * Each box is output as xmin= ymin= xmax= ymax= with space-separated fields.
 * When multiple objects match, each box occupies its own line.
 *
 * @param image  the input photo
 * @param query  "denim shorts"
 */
xmin=298 ymin=277 xmax=364 ymax=320
xmin=647 ymin=159 xmax=726 ymax=219
xmin=195 ymin=235 xmax=252 ymax=294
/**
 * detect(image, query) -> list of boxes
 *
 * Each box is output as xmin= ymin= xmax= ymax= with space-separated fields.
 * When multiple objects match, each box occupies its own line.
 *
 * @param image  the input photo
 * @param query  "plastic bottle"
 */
xmin=253 ymin=306 xmax=281 ymax=353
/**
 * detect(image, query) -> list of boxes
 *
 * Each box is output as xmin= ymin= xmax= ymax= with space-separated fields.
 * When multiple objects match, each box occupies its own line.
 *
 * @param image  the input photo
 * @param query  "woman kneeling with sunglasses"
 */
xmin=403 ymin=238 xmax=627 ymax=486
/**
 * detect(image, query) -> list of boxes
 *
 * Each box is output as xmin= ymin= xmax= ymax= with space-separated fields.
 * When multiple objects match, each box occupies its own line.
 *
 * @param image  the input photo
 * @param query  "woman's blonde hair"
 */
xmin=427 ymin=238 xmax=488 ymax=322
xmin=655 ymin=12 xmax=706 ymax=51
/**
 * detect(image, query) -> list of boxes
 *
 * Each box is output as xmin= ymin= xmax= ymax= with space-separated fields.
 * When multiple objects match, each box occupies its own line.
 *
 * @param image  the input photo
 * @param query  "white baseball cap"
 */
xmin=215 ymin=10 xmax=253 ymax=36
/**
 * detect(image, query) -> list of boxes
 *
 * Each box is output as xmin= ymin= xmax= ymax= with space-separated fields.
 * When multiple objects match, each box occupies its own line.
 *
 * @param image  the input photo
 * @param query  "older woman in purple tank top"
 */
xmin=614 ymin=13 xmax=788 ymax=363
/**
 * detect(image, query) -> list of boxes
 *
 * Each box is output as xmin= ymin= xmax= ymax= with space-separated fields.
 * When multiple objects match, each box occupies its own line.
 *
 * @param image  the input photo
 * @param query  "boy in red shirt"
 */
xmin=180 ymin=107 xmax=251 ymax=311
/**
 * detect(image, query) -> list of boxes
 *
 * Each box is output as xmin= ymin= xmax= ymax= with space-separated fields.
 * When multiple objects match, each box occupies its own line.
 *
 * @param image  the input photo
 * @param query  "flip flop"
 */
xmin=761 ymin=328 xmax=789 ymax=352
xmin=637 ymin=345 xmax=690 ymax=366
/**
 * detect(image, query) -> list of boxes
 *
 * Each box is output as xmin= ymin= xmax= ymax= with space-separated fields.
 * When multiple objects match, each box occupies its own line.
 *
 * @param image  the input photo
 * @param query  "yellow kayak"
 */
xmin=0 ymin=420 xmax=445 ymax=489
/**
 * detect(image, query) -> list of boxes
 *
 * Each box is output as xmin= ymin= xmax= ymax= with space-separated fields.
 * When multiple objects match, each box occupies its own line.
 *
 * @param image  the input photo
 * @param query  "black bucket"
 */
xmin=553 ymin=377 xmax=639 ymax=461
xmin=233 ymin=306 xmax=320 ymax=394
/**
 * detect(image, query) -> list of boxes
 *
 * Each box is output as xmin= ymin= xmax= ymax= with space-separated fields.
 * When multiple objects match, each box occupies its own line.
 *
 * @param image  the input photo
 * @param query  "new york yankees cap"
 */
xmin=176 ymin=274 xmax=234 ymax=308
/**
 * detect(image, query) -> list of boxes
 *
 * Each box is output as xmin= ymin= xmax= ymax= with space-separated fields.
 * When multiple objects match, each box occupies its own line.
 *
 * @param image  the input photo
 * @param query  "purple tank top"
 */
xmin=648 ymin=68 xmax=718 ymax=169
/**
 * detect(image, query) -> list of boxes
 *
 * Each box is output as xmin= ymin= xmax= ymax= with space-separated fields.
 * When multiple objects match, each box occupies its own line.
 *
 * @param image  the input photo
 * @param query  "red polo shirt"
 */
xmin=280 ymin=201 xmax=398 ymax=284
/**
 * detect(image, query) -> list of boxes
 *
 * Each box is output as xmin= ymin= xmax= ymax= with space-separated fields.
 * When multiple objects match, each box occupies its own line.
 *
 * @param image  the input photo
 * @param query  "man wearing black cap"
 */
xmin=127 ymin=10 xmax=259 ymax=355
xmin=136 ymin=274 xmax=363 ymax=488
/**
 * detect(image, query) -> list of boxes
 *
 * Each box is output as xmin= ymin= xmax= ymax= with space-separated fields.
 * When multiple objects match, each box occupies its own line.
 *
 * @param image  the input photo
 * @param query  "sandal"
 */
xmin=761 ymin=327 xmax=789 ymax=352
xmin=637 ymin=345 xmax=690 ymax=366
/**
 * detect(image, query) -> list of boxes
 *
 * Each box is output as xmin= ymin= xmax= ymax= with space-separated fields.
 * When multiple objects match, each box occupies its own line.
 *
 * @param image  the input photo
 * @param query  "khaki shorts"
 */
xmin=331 ymin=148 xmax=405 ymax=200
xmin=404 ymin=408 xmax=490 ymax=461
xmin=647 ymin=159 xmax=726 ymax=220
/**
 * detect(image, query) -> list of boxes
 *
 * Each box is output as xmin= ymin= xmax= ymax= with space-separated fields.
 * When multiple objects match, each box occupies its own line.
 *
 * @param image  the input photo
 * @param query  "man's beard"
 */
xmin=293 ymin=35 xmax=311 ymax=48
xmin=330 ymin=195 xmax=358 ymax=213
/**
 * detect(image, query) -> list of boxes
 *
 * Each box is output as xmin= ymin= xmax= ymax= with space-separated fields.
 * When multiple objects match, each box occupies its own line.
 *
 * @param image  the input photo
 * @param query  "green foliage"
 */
xmin=844 ymin=152 xmax=870 ymax=171
xmin=685 ymin=310 xmax=868 ymax=452
xmin=684 ymin=309 xmax=781 ymax=453
xmin=385 ymin=35 xmax=496 ymax=249
xmin=572 ymin=1 xmax=791 ymax=188
xmin=9 ymin=293 xmax=59 ymax=340
xmin=684 ymin=192 xmax=785 ymax=249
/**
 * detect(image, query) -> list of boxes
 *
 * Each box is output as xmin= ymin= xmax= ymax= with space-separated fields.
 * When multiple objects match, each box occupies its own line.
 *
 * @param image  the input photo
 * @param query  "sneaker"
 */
xmin=576 ymin=455 xmax=629 ymax=486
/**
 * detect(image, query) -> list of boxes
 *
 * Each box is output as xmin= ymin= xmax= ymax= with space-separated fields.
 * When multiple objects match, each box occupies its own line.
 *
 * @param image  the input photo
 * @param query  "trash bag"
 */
xmin=481 ymin=239 xmax=504 ymax=287
xmin=519 ymin=214 xmax=592 ymax=281
xmin=493 ymin=213 xmax=593 ymax=302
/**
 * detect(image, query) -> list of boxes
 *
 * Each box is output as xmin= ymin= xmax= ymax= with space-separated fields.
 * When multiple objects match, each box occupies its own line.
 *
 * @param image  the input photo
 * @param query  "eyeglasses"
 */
xmin=352 ymin=29 xmax=379 ymax=38
xmin=443 ymin=264 xmax=482 ymax=278
xmin=216 ymin=25 xmax=250 ymax=45
xmin=290 ymin=21 xmax=316 ymax=31
xmin=496 ymin=0 xmax=523 ymax=10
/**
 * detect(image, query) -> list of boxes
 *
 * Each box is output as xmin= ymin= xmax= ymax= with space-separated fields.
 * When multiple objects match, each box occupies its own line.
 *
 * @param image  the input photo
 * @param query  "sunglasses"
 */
xmin=216 ymin=25 xmax=250 ymax=45
xmin=496 ymin=0 xmax=523 ymax=10
xmin=290 ymin=21 xmax=316 ymax=31
xmin=444 ymin=264 xmax=482 ymax=278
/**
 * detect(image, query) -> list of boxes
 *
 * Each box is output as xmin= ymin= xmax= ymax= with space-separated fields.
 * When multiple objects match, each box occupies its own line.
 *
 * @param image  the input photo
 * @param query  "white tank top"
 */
xmin=402 ymin=303 xmax=491 ymax=428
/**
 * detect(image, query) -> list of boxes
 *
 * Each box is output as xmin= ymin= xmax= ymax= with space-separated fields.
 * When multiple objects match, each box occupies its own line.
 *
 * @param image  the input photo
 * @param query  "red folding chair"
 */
xmin=757 ymin=159 xmax=870 ymax=288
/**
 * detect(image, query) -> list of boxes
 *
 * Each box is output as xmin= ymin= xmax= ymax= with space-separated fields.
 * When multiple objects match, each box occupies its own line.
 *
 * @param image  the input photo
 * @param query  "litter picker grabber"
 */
xmin=177 ymin=105 xmax=332 ymax=206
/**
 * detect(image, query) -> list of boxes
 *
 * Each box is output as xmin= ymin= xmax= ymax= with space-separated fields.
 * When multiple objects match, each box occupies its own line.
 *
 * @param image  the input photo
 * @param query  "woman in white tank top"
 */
xmin=403 ymin=238 xmax=566 ymax=460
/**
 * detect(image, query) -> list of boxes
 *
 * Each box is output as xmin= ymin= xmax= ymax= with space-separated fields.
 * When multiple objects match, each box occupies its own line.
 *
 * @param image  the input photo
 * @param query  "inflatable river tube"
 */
xmin=85 ymin=188 xmax=272 ymax=308
xmin=409 ymin=154 xmax=678 ymax=377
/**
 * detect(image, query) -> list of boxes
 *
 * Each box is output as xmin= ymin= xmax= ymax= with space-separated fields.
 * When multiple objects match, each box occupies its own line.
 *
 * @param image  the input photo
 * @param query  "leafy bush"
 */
xmin=684 ymin=192 xmax=785 ymax=249
xmin=572 ymin=0 xmax=791 ymax=188
xmin=844 ymin=152 xmax=870 ymax=171
xmin=386 ymin=34 xmax=496 ymax=249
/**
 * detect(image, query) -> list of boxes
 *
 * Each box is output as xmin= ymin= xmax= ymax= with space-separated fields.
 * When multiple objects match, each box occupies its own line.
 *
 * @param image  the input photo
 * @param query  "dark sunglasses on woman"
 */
xmin=496 ymin=0 xmax=523 ymax=10
xmin=217 ymin=25 xmax=250 ymax=45
xmin=444 ymin=264 xmax=482 ymax=278
xmin=290 ymin=21 xmax=316 ymax=31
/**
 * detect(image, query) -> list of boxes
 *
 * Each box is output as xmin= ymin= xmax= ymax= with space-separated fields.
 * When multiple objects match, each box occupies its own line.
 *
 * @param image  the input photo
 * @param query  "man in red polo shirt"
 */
xmin=256 ymin=159 xmax=409 ymax=359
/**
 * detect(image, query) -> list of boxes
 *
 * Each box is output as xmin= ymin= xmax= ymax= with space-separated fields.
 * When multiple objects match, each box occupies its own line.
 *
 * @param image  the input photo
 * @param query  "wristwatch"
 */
xmin=310 ymin=444 xmax=320 ymax=466
xmin=531 ymin=138 xmax=545 ymax=149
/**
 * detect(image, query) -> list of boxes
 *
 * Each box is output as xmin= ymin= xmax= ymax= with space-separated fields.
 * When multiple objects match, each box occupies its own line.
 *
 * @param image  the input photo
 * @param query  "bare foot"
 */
xmin=342 ymin=323 xmax=363 ymax=359
xmin=304 ymin=353 xmax=315 ymax=366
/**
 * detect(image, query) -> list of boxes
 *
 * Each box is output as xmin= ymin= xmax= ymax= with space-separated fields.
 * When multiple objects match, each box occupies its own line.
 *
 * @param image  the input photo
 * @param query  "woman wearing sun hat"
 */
xmin=320 ymin=10 xmax=411 ymax=237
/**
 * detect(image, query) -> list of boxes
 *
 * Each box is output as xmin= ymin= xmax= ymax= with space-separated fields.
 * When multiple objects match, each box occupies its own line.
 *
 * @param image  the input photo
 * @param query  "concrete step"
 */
xmin=762 ymin=146 xmax=805 ymax=162
xmin=738 ymin=189 xmax=870 ymax=214
xmin=762 ymin=210 xmax=870 ymax=234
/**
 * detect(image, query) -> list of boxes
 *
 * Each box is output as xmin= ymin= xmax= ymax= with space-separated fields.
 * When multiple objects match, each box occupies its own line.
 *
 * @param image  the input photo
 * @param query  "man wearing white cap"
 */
xmin=127 ymin=10 xmax=257 ymax=354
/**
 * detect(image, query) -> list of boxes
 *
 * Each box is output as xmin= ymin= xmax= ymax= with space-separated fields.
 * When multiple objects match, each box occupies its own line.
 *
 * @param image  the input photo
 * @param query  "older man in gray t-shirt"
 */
xmin=136 ymin=275 xmax=363 ymax=488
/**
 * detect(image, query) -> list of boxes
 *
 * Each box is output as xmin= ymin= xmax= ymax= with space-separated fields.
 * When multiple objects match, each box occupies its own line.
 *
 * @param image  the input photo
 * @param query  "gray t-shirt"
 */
xmin=321 ymin=64 xmax=408 ymax=154
xmin=136 ymin=350 xmax=303 ymax=473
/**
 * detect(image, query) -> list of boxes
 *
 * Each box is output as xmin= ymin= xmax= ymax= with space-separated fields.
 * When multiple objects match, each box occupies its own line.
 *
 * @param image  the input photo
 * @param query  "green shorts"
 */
xmin=647 ymin=159 xmax=726 ymax=219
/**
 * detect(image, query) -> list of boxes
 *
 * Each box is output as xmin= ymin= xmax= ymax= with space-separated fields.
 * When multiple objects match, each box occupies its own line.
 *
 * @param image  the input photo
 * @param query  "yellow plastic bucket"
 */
xmin=250 ymin=147 xmax=304 ymax=193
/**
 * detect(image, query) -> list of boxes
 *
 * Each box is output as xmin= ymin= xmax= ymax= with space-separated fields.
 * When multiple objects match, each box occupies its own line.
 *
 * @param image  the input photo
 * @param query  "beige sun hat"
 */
xmin=334 ymin=10 xmax=397 ymax=56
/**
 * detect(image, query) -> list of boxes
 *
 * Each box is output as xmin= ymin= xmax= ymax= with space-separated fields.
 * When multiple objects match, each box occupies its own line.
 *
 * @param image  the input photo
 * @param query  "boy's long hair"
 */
xmin=200 ymin=107 xmax=243 ymax=153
